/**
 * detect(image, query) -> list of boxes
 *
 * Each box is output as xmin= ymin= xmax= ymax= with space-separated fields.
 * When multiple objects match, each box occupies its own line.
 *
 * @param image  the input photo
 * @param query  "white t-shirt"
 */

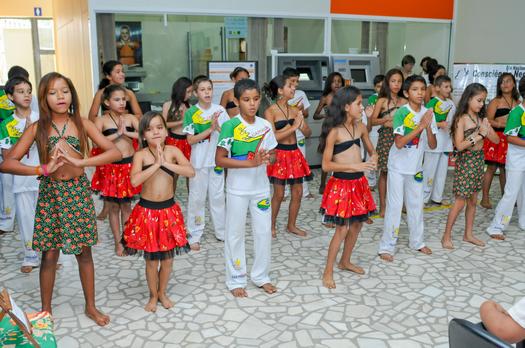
xmin=217 ymin=115 xmax=277 ymax=196
xmin=424 ymin=97 xmax=455 ymax=153
xmin=508 ymin=297 xmax=525 ymax=329
xmin=289 ymin=90 xmax=311 ymax=142
xmin=504 ymin=104 xmax=525 ymax=171
xmin=182 ymin=103 xmax=229 ymax=169
xmin=0 ymin=110 xmax=40 ymax=193
xmin=388 ymin=104 xmax=438 ymax=175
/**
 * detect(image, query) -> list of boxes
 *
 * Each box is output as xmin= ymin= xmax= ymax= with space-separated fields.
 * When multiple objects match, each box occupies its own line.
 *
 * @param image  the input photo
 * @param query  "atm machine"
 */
xmin=331 ymin=52 xmax=380 ymax=104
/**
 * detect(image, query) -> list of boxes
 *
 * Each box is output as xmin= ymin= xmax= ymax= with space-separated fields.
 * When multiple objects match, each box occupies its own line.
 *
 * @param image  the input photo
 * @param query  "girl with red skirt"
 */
xmin=94 ymin=85 xmax=140 ymax=256
xmin=318 ymin=86 xmax=377 ymax=289
xmin=481 ymin=73 xmax=520 ymax=209
xmin=264 ymin=75 xmax=313 ymax=238
xmin=123 ymin=111 xmax=194 ymax=312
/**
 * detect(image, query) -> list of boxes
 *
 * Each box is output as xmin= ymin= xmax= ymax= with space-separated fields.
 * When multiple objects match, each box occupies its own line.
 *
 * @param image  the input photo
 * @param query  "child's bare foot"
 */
xmin=190 ymin=243 xmax=201 ymax=251
xmin=337 ymin=262 xmax=365 ymax=275
xmin=379 ymin=210 xmax=385 ymax=218
xmin=379 ymin=253 xmax=393 ymax=262
xmin=490 ymin=234 xmax=505 ymax=240
xmin=158 ymin=293 xmax=174 ymax=309
xmin=85 ymin=306 xmax=110 ymax=326
xmin=441 ymin=238 xmax=454 ymax=249
xmin=230 ymin=288 xmax=248 ymax=297
xmin=418 ymin=246 xmax=432 ymax=255
xmin=287 ymin=226 xmax=307 ymax=237
xmin=144 ymin=296 xmax=158 ymax=312
xmin=322 ymin=272 xmax=336 ymax=289
xmin=365 ymin=218 xmax=373 ymax=224
xmin=463 ymin=236 xmax=485 ymax=247
xmin=115 ymin=244 xmax=126 ymax=257
xmin=305 ymin=193 xmax=315 ymax=199
xmin=271 ymin=227 xmax=277 ymax=238
xmin=20 ymin=265 xmax=35 ymax=273
xmin=260 ymin=283 xmax=277 ymax=294
xmin=96 ymin=209 xmax=108 ymax=220
xmin=480 ymin=199 xmax=492 ymax=209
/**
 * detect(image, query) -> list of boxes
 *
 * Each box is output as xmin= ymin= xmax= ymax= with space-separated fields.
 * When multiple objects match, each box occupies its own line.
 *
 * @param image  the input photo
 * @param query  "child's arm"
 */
xmin=122 ymin=115 xmax=139 ymax=139
xmin=481 ymin=118 xmax=499 ymax=144
xmin=480 ymin=300 xmax=525 ymax=344
xmin=394 ymin=109 xmax=433 ymax=149
xmin=130 ymin=151 xmax=159 ymax=187
xmin=425 ymin=113 xmax=438 ymax=150
xmin=313 ymin=96 xmax=327 ymax=120
xmin=370 ymin=99 xmax=389 ymax=126
xmin=486 ymin=99 xmax=507 ymax=129
xmin=88 ymin=90 xmax=103 ymax=122
xmin=297 ymin=111 xmax=312 ymax=138
xmin=215 ymin=147 xmax=270 ymax=169
xmin=185 ymin=111 xmax=220 ymax=145
xmin=126 ymin=89 xmax=143 ymax=118
xmin=162 ymin=146 xmax=195 ymax=178
xmin=322 ymin=128 xmax=375 ymax=173
xmin=453 ymin=117 xmax=474 ymax=151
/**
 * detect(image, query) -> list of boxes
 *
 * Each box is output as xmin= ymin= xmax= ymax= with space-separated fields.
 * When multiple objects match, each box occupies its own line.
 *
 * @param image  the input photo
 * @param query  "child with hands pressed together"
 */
xmin=123 ymin=111 xmax=194 ymax=312
xmin=216 ymin=79 xmax=278 ymax=297
xmin=318 ymin=86 xmax=377 ymax=289
xmin=0 ymin=72 xmax=122 ymax=326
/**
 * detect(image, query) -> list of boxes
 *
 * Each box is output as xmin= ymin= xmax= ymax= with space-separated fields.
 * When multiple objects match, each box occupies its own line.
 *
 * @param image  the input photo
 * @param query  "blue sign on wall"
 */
xmin=34 ymin=7 xmax=43 ymax=17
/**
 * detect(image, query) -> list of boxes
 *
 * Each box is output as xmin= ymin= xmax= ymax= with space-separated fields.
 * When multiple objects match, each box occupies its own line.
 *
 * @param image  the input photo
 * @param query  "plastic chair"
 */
xmin=449 ymin=318 xmax=513 ymax=348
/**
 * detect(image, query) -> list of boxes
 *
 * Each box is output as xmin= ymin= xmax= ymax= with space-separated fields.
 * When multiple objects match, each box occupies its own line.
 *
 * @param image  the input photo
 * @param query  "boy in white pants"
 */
xmin=183 ymin=75 xmax=228 ymax=251
xmin=379 ymin=75 xmax=437 ymax=262
xmin=0 ymin=76 xmax=40 ymax=272
xmin=423 ymin=75 xmax=455 ymax=204
xmin=486 ymin=77 xmax=525 ymax=239
xmin=216 ymin=79 xmax=277 ymax=297
xmin=284 ymin=67 xmax=313 ymax=198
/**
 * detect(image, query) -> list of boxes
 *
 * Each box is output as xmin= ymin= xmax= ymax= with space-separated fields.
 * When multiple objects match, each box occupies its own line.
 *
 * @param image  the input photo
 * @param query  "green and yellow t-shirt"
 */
xmin=367 ymin=93 xmax=378 ymax=106
xmin=425 ymin=96 xmax=455 ymax=152
xmin=504 ymin=104 xmax=525 ymax=171
xmin=0 ymin=89 xmax=15 ymax=122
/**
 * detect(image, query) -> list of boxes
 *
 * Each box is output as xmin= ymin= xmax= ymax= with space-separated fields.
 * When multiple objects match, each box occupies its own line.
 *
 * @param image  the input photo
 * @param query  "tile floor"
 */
xmin=1 ymin=169 xmax=524 ymax=347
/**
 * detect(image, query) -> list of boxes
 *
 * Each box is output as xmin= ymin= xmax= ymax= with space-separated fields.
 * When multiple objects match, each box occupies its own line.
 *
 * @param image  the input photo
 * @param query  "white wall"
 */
xmin=453 ymin=0 xmax=525 ymax=64
xmin=331 ymin=20 xmax=362 ymax=54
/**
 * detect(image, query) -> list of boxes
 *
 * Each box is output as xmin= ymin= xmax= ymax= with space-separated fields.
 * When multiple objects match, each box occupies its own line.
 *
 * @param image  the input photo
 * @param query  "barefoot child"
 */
xmin=0 ymin=76 xmax=40 ymax=272
xmin=422 ymin=75 xmax=455 ymax=205
xmin=95 ymin=85 xmax=140 ymax=256
xmin=216 ymin=79 xmax=278 ymax=297
xmin=0 ymin=72 xmax=121 ymax=325
xmin=183 ymin=75 xmax=228 ymax=250
xmin=486 ymin=77 xmax=525 ymax=239
xmin=318 ymin=86 xmax=377 ymax=288
xmin=264 ymin=75 xmax=313 ymax=237
xmin=442 ymin=83 xmax=498 ymax=248
xmin=123 ymin=111 xmax=194 ymax=311
xmin=378 ymin=75 xmax=437 ymax=262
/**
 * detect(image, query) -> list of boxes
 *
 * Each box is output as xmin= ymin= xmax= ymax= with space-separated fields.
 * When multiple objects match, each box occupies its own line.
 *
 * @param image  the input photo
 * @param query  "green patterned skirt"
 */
xmin=33 ymin=175 xmax=97 ymax=254
xmin=452 ymin=150 xmax=484 ymax=198
xmin=376 ymin=126 xmax=394 ymax=172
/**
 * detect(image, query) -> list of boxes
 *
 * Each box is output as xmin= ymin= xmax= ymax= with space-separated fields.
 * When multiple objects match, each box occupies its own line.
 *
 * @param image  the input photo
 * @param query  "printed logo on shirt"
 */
xmin=298 ymin=139 xmax=305 ymax=147
xmin=232 ymin=258 xmax=242 ymax=270
xmin=213 ymin=166 xmax=224 ymax=175
xmin=257 ymin=198 xmax=270 ymax=211
xmin=414 ymin=171 xmax=423 ymax=182
xmin=394 ymin=107 xmax=421 ymax=148
xmin=427 ymin=97 xmax=452 ymax=123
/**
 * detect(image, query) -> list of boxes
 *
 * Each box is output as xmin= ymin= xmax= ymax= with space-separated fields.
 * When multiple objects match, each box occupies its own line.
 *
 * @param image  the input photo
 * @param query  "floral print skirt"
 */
xmin=452 ymin=150 xmax=484 ymax=198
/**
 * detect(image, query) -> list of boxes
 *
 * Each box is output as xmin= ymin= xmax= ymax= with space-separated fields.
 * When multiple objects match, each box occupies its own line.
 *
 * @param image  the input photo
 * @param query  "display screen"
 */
xmin=350 ymin=68 xmax=367 ymax=83
xmin=297 ymin=67 xmax=313 ymax=81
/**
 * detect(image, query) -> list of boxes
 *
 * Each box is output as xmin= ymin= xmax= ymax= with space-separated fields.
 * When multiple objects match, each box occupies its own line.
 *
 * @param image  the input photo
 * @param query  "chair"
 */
xmin=449 ymin=318 xmax=513 ymax=348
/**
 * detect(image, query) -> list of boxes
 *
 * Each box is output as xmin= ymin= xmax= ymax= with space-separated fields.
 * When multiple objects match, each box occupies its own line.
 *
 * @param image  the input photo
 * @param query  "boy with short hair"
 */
xmin=486 ymin=76 xmax=525 ymax=238
xmin=0 ymin=76 xmax=40 ymax=272
xmin=216 ymin=79 xmax=278 ymax=297
xmin=183 ymin=75 xmax=228 ymax=250
xmin=423 ymin=75 xmax=455 ymax=205
xmin=378 ymin=75 xmax=438 ymax=262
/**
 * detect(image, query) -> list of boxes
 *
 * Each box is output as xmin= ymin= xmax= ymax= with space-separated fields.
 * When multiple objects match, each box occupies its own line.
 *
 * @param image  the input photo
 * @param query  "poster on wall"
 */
xmin=453 ymin=64 xmax=525 ymax=101
xmin=207 ymin=61 xmax=258 ymax=105
xmin=115 ymin=21 xmax=143 ymax=67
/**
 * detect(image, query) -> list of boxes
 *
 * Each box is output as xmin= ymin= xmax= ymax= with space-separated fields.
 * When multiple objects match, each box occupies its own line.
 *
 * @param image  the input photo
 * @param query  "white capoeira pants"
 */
xmin=187 ymin=166 xmax=225 ymax=244
xmin=423 ymin=152 xmax=449 ymax=204
xmin=285 ymin=140 xmax=310 ymax=197
xmin=486 ymin=170 xmax=525 ymax=235
xmin=0 ymin=173 xmax=15 ymax=231
xmin=365 ymin=130 xmax=379 ymax=187
xmin=15 ymin=191 xmax=39 ymax=266
xmin=224 ymin=192 xmax=272 ymax=290
xmin=379 ymin=170 xmax=426 ymax=254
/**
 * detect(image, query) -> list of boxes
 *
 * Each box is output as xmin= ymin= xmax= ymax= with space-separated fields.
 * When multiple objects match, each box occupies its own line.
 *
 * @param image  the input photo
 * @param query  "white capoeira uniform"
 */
xmin=0 ymin=110 xmax=40 ymax=267
xmin=379 ymin=104 xmax=437 ymax=255
xmin=0 ymin=170 xmax=15 ymax=231
xmin=422 ymin=97 xmax=455 ymax=204
xmin=286 ymin=90 xmax=311 ymax=197
xmin=487 ymin=104 xmax=525 ymax=236
xmin=365 ymin=94 xmax=380 ymax=187
xmin=217 ymin=115 xmax=277 ymax=290
xmin=183 ymin=103 xmax=227 ymax=244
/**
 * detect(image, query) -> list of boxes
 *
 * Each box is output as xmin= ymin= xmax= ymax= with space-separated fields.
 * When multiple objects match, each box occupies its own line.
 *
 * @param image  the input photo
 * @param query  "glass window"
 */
xmin=331 ymin=20 xmax=364 ymax=54
xmin=37 ymin=19 xmax=55 ymax=50
xmin=0 ymin=19 xmax=35 ymax=86
xmin=40 ymin=54 xmax=56 ymax=77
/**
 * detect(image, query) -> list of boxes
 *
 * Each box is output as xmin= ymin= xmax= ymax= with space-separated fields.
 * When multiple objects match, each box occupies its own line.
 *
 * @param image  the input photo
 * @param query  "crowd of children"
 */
xmin=1 ymin=55 xmax=525 ymax=327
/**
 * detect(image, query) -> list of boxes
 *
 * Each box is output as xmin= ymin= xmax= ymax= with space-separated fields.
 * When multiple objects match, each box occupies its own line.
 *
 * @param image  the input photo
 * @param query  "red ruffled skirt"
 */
xmin=320 ymin=172 xmax=376 ymax=225
xmin=166 ymin=132 xmax=192 ymax=160
xmin=267 ymin=144 xmax=313 ymax=185
xmin=90 ymin=147 xmax=105 ymax=192
xmin=123 ymin=198 xmax=190 ymax=259
xmin=483 ymin=130 xmax=507 ymax=166
xmin=100 ymin=157 xmax=141 ymax=202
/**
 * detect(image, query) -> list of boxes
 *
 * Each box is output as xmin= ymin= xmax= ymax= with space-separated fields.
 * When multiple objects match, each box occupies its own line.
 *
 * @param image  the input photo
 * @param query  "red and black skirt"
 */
xmin=123 ymin=197 xmax=190 ymax=259
xmin=320 ymin=172 xmax=376 ymax=226
xmin=267 ymin=143 xmax=313 ymax=185
xmin=483 ymin=130 xmax=507 ymax=166
xmin=100 ymin=156 xmax=141 ymax=202
xmin=166 ymin=131 xmax=192 ymax=160
xmin=90 ymin=147 xmax=105 ymax=192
